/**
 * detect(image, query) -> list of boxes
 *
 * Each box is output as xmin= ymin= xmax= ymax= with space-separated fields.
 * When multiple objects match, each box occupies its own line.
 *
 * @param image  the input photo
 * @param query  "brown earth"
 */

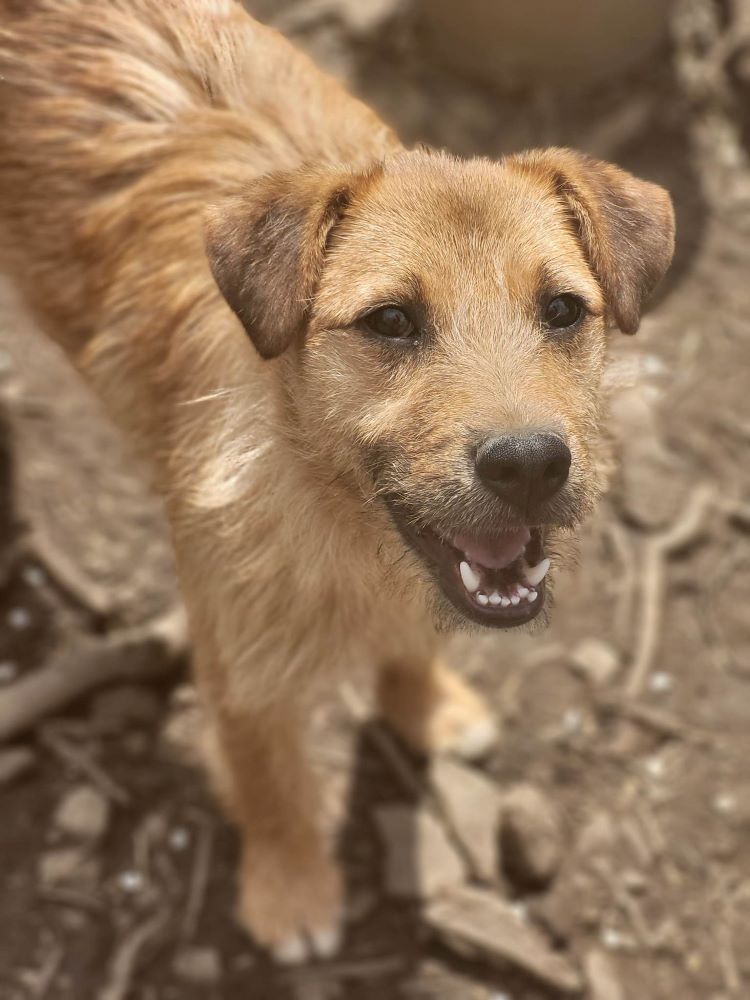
xmin=1 ymin=1 xmax=749 ymax=999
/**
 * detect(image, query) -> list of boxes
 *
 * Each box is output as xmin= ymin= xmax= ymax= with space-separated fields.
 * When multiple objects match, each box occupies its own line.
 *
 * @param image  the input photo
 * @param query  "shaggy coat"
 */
xmin=0 ymin=0 xmax=674 ymax=960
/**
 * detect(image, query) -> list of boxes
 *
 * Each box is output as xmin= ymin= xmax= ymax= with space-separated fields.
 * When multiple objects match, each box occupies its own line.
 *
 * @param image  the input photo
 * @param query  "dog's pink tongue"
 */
xmin=454 ymin=526 xmax=530 ymax=570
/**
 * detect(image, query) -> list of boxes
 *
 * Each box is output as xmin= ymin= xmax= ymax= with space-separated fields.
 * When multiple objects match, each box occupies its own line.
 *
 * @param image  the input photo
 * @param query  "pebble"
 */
xmin=570 ymin=638 xmax=620 ymax=687
xmin=173 ymin=946 xmax=222 ymax=985
xmin=21 ymin=564 xmax=46 ymax=588
xmin=585 ymin=948 xmax=625 ymax=1000
xmin=375 ymin=804 xmax=466 ymax=899
xmin=648 ymin=671 xmax=673 ymax=693
xmin=0 ymin=746 xmax=36 ymax=785
xmin=7 ymin=607 xmax=31 ymax=630
xmin=501 ymin=784 xmax=563 ymax=890
xmin=430 ymin=757 xmax=502 ymax=881
xmin=53 ymin=785 xmax=110 ymax=841
xmin=0 ymin=660 xmax=19 ymax=684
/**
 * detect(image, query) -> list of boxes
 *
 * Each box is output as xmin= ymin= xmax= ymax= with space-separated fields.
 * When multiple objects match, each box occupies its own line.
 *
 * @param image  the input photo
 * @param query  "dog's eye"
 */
xmin=545 ymin=295 xmax=584 ymax=330
xmin=363 ymin=306 xmax=417 ymax=340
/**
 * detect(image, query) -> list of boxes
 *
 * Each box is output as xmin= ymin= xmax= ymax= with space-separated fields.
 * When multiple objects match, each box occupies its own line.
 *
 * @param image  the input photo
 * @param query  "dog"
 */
xmin=0 ymin=0 xmax=674 ymax=963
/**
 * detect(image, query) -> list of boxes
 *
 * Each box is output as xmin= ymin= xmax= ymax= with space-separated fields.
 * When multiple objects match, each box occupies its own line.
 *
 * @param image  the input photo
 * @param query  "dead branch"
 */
xmin=625 ymin=484 xmax=717 ymax=699
xmin=0 ymin=605 xmax=187 ymax=743
xmin=180 ymin=816 xmax=214 ymax=941
xmin=39 ymin=726 xmax=130 ymax=805
xmin=97 ymin=907 xmax=172 ymax=1000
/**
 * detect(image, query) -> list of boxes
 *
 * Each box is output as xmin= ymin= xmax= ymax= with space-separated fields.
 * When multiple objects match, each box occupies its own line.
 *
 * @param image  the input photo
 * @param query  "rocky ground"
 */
xmin=1 ymin=1 xmax=750 ymax=998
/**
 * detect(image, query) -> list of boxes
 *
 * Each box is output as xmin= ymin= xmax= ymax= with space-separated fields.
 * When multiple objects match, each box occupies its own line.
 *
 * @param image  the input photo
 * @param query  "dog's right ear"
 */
xmin=204 ymin=166 xmax=375 ymax=360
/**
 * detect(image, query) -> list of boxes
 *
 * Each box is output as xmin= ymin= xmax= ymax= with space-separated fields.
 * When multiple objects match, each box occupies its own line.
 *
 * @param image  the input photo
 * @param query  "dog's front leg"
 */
xmin=378 ymin=658 xmax=499 ymax=762
xmin=204 ymin=699 xmax=343 ymax=963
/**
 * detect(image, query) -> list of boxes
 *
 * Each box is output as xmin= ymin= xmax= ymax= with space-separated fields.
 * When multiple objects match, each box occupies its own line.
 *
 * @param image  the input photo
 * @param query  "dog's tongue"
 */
xmin=453 ymin=527 xmax=530 ymax=570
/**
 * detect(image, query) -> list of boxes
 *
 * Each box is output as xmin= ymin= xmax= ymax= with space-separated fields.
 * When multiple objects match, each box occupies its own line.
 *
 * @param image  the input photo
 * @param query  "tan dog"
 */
xmin=0 ymin=0 xmax=674 ymax=962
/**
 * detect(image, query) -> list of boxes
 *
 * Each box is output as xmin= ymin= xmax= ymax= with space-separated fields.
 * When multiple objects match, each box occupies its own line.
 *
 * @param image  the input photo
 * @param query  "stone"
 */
xmin=501 ymin=784 xmax=563 ymax=890
xmin=0 ymin=746 xmax=35 ymax=785
xmin=426 ymin=885 xmax=582 ymax=994
xmin=430 ymin=758 xmax=502 ymax=882
xmin=375 ymin=805 xmax=466 ymax=899
xmin=53 ymin=785 xmax=110 ymax=841
xmin=173 ymin=947 xmax=222 ymax=985
xmin=570 ymin=639 xmax=620 ymax=687
xmin=584 ymin=949 xmax=625 ymax=1000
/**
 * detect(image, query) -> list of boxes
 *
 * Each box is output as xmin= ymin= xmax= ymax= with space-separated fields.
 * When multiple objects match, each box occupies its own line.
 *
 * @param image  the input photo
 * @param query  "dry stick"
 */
xmin=39 ymin=726 xmax=130 ymax=806
xmin=0 ymin=605 xmax=188 ymax=743
xmin=608 ymin=520 xmax=638 ymax=643
xmin=180 ymin=817 xmax=214 ymax=941
xmin=625 ymin=483 xmax=717 ymax=699
xmin=98 ymin=907 xmax=172 ymax=1000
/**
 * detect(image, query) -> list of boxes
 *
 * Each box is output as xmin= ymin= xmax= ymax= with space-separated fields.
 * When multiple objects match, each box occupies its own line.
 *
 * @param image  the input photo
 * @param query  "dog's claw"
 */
xmin=272 ymin=934 xmax=309 ymax=965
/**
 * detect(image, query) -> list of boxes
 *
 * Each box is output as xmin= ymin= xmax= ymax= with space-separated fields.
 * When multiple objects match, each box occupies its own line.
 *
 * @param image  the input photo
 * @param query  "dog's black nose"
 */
xmin=475 ymin=432 xmax=571 ymax=511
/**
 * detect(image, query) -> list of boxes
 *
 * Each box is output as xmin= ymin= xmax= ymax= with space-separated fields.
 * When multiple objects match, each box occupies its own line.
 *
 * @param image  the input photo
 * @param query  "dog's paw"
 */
xmin=237 ymin=844 xmax=344 ymax=964
xmin=379 ymin=660 xmax=499 ymax=761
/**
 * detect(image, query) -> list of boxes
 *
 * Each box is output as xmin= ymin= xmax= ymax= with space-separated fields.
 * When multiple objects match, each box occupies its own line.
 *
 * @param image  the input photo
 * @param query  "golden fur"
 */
xmin=0 ymin=0 xmax=674 ymax=960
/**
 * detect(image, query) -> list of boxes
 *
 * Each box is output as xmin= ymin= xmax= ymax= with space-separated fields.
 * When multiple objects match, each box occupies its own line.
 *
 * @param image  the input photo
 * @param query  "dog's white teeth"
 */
xmin=477 ymin=592 xmax=489 ymax=606
xmin=517 ymin=585 xmax=530 ymax=598
xmin=488 ymin=591 xmax=501 ymax=606
xmin=522 ymin=557 xmax=551 ymax=588
xmin=500 ymin=596 xmax=511 ymax=608
xmin=460 ymin=560 xmax=481 ymax=593
xmin=510 ymin=594 xmax=521 ymax=606
xmin=527 ymin=589 xmax=538 ymax=602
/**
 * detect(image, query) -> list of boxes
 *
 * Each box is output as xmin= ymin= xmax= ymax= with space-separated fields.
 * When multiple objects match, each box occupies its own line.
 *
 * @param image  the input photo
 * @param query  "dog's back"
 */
xmin=0 ymin=0 xmax=393 ymax=428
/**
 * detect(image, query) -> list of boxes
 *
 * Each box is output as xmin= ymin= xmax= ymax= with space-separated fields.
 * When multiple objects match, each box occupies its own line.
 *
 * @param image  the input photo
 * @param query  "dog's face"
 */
xmin=206 ymin=149 xmax=674 ymax=629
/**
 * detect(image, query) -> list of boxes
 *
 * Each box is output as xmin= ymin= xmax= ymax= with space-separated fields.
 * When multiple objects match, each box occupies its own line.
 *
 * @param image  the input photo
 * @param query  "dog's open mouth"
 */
xmin=386 ymin=502 xmax=550 ymax=628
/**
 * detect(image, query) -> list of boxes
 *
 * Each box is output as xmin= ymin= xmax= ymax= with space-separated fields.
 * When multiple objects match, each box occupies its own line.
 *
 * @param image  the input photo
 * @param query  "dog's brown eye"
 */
xmin=545 ymin=295 xmax=583 ymax=330
xmin=363 ymin=306 xmax=416 ymax=340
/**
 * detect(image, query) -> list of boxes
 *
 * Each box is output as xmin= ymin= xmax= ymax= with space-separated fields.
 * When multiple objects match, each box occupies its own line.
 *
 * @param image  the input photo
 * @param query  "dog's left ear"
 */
xmin=511 ymin=149 xmax=675 ymax=334
xmin=205 ymin=166 xmax=374 ymax=359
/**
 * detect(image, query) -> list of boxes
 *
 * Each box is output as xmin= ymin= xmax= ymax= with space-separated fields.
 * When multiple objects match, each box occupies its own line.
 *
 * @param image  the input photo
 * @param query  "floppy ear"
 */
xmin=511 ymin=149 xmax=675 ymax=333
xmin=204 ymin=167 xmax=369 ymax=359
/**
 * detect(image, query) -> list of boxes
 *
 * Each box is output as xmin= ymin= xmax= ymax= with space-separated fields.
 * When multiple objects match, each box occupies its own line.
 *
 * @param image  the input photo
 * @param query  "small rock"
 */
xmin=39 ymin=847 xmax=99 ymax=887
xmin=173 ymin=946 xmax=222 ymax=985
xmin=0 ymin=746 xmax=36 ymax=785
xmin=375 ymin=805 xmax=466 ymax=899
xmin=0 ymin=660 xmax=18 ymax=684
xmin=7 ymin=606 xmax=31 ymax=630
xmin=53 ymin=785 xmax=110 ymax=841
xmin=430 ymin=758 xmax=502 ymax=882
xmin=90 ymin=686 xmax=161 ymax=733
xmin=501 ymin=784 xmax=562 ymax=890
xmin=584 ymin=949 xmax=624 ymax=1000
xmin=570 ymin=638 xmax=620 ymax=687
xmin=426 ymin=885 xmax=581 ymax=994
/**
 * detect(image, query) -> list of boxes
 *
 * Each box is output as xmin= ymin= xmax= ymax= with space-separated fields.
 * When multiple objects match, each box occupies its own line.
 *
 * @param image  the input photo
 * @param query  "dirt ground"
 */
xmin=1 ymin=1 xmax=750 ymax=998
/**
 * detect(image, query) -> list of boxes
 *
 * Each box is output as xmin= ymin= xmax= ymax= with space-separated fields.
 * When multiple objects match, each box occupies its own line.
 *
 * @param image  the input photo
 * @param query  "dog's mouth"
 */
xmin=385 ymin=501 xmax=550 ymax=628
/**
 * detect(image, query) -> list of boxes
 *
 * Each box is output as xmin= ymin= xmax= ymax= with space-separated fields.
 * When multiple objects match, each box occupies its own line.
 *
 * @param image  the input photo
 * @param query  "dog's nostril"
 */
xmin=544 ymin=458 xmax=570 ymax=485
xmin=475 ymin=432 xmax=571 ymax=510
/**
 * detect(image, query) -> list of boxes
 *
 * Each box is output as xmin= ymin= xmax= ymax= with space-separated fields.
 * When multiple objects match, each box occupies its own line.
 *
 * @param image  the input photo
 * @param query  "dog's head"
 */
xmin=205 ymin=148 xmax=674 ymax=629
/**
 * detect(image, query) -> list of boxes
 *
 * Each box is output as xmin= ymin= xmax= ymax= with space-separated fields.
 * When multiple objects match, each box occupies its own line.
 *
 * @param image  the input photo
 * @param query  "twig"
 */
xmin=625 ymin=484 xmax=717 ymax=698
xmin=0 ymin=605 xmax=188 ymax=742
xmin=24 ymin=530 xmax=114 ymax=621
xmin=598 ymin=696 xmax=714 ymax=747
xmin=38 ymin=726 xmax=130 ymax=806
xmin=607 ymin=521 xmax=638 ymax=643
xmin=21 ymin=942 xmax=64 ymax=1000
xmin=37 ymin=886 xmax=106 ymax=915
xmin=97 ymin=908 xmax=172 ymax=1000
xmin=180 ymin=817 xmax=214 ymax=941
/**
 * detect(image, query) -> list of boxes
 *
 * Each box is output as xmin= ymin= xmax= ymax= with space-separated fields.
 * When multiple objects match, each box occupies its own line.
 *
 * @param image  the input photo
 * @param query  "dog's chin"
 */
xmin=383 ymin=499 xmax=564 ymax=631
